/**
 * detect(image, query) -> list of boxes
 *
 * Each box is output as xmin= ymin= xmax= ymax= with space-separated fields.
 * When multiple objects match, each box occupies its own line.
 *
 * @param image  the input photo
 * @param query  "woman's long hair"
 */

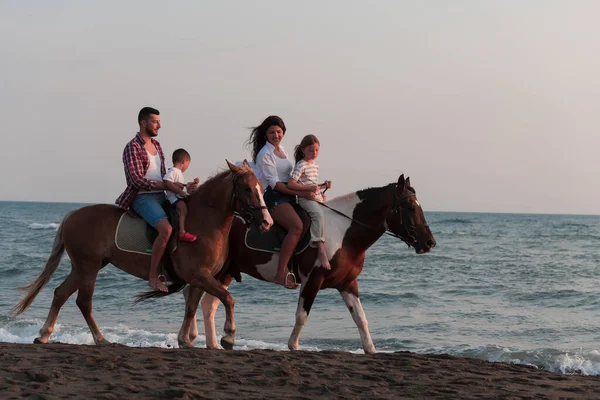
xmin=294 ymin=134 xmax=320 ymax=163
xmin=246 ymin=115 xmax=286 ymax=162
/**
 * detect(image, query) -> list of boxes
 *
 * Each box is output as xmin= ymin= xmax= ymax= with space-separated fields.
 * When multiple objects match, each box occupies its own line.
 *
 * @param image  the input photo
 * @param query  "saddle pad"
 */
xmin=115 ymin=213 xmax=153 ymax=255
xmin=244 ymin=221 xmax=311 ymax=255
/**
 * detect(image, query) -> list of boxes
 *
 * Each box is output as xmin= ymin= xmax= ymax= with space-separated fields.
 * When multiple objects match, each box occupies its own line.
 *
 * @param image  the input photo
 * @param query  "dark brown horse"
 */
xmin=181 ymin=174 xmax=435 ymax=353
xmin=12 ymin=161 xmax=273 ymax=345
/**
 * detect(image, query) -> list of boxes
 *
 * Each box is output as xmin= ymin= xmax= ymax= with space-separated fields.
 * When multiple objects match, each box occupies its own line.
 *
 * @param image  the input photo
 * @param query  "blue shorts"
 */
xmin=264 ymin=187 xmax=296 ymax=211
xmin=131 ymin=192 xmax=168 ymax=228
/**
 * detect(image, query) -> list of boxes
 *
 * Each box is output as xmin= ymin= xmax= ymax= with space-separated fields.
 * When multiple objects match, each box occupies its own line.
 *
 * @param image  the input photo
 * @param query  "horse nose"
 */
xmin=427 ymin=239 xmax=436 ymax=249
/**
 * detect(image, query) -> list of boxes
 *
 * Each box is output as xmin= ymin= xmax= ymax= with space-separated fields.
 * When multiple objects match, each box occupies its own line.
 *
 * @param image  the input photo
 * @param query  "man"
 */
xmin=116 ymin=107 xmax=178 ymax=292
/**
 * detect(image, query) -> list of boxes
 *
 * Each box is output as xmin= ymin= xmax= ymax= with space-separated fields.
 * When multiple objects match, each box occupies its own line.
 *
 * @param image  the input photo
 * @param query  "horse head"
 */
xmin=386 ymin=174 xmax=436 ymax=254
xmin=226 ymin=160 xmax=273 ymax=232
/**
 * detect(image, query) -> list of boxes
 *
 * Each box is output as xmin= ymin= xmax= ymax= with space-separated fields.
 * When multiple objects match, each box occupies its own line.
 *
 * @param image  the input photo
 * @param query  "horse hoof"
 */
xmin=33 ymin=337 xmax=45 ymax=344
xmin=220 ymin=338 xmax=234 ymax=350
xmin=97 ymin=338 xmax=112 ymax=346
xmin=178 ymin=341 xmax=194 ymax=349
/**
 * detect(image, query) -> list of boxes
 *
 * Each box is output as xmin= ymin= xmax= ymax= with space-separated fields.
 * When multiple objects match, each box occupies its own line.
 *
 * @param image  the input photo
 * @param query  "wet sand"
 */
xmin=1 ymin=342 xmax=599 ymax=399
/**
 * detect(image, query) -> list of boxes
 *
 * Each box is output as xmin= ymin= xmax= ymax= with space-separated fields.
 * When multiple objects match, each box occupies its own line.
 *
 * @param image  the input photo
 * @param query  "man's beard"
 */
xmin=145 ymin=126 xmax=158 ymax=137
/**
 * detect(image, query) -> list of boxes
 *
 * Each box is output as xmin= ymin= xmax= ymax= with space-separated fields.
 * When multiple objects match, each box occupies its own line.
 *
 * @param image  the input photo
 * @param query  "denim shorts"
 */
xmin=263 ymin=186 xmax=296 ymax=211
xmin=131 ymin=192 xmax=168 ymax=228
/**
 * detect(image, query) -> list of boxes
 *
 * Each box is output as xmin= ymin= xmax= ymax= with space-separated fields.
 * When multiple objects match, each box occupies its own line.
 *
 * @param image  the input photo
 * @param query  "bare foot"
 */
xmin=148 ymin=278 xmax=168 ymax=293
xmin=284 ymin=272 xmax=299 ymax=289
xmin=317 ymin=242 xmax=331 ymax=270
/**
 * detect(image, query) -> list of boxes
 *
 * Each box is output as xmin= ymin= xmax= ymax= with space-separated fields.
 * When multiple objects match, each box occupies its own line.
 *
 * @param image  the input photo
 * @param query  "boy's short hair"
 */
xmin=138 ymin=107 xmax=159 ymax=125
xmin=172 ymin=148 xmax=191 ymax=164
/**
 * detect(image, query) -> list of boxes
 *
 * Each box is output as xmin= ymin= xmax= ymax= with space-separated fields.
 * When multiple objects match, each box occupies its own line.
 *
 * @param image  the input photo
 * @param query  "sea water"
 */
xmin=2 ymin=201 xmax=600 ymax=375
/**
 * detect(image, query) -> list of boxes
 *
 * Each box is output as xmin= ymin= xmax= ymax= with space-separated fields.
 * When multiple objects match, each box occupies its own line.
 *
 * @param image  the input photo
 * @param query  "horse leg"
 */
xmin=35 ymin=268 xmax=80 ymax=344
xmin=179 ymin=285 xmax=204 ymax=348
xmin=188 ymin=270 xmax=236 ymax=350
xmin=338 ymin=279 xmax=376 ymax=354
xmin=75 ymin=266 xmax=108 ymax=345
xmin=182 ymin=285 xmax=199 ymax=344
xmin=288 ymin=273 xmax=325 ymax=351
xmin=200 ymin=293 xmax=220 ymax=349
xmin=204 ymin=275 xmax=233 ymax=349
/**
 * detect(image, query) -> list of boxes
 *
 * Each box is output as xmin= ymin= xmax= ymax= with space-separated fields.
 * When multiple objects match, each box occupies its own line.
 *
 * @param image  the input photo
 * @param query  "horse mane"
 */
xmin=188 ymin=164 xmax=255 ymax=208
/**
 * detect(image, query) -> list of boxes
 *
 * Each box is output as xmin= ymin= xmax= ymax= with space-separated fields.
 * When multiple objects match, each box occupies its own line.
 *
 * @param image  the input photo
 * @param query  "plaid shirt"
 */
xmin=115 ymin=133 xmax=166 ymax=209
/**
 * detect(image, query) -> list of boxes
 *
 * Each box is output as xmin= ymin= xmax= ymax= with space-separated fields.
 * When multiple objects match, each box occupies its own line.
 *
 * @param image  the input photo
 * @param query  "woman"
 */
xmin=248 ymin=116 xmax=315 ymax=289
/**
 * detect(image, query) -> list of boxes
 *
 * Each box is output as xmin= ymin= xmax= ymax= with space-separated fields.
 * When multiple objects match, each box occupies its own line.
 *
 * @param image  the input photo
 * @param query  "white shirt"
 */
xmin=255 ymin=142 xmax=293 ymax=190
xmin=140 ymin=150 xmax=163 ymax=193
xmin=163 ymin=167 xmax=186 ymax=204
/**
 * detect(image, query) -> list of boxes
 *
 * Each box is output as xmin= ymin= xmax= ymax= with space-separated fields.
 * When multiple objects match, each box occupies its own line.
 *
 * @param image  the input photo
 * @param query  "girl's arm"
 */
xmin=288 ymin=178 xmax=318 ymax=192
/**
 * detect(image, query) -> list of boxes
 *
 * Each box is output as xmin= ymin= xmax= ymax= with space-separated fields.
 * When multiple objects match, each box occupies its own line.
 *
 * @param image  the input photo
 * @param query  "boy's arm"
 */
xmin=186 ymin=177 xmax=200 ymax=193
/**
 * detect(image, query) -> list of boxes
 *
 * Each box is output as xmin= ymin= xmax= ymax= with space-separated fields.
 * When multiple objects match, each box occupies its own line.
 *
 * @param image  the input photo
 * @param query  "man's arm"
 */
xmin=164 ymin=180 xmax=187 ymax=197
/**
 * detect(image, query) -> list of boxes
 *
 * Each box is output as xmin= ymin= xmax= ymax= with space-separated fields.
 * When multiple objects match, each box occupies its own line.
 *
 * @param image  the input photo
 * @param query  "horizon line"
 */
xmin=1 ymin=199 xmax=599 ymax=218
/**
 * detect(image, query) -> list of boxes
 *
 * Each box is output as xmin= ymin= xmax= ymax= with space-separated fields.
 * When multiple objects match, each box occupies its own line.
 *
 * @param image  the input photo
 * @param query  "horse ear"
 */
xmin=226 ymin=160 xmax=239 ymax=173
xmin=405 ymin=177 xmax=411 ymax=188
xmin=242 ymin=159 xmax=251 ymax=169
xmin=397 ymin=174 xmax=405 ymax=191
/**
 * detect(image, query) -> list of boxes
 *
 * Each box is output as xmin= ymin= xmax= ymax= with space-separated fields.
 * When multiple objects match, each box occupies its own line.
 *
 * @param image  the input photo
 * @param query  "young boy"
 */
xmin=163 ymin=148 xmax=200 ymax=242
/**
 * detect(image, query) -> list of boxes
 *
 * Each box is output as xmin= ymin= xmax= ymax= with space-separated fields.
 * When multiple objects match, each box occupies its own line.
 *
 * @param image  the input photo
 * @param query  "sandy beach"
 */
xmin=1 ymin=343 xmax=599 ymax=399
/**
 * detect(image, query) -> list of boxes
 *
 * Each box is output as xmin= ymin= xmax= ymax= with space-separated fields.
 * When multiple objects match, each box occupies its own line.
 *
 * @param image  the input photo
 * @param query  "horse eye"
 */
xmin=245 ymin=187 xmax=252 ymax=193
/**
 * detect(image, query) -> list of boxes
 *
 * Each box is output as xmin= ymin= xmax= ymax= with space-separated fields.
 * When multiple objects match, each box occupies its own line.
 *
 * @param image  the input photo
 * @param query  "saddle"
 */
xmin=115 ymin=202 xmax=179 ymax=255
xmin=244 ymin=205 xmax=312 ymax=255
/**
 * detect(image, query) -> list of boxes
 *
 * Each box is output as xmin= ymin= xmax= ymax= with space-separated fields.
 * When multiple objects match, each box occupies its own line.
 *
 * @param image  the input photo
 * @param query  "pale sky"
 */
xmin=1 ymin=1 xmax=599 ymax=214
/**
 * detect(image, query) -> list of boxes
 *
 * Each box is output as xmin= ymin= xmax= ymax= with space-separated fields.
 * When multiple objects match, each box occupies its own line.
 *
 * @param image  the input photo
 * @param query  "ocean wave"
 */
xmin=436 ymin=218 xmax=473 ymax=225
xmin=28 ymin=223 xmax=59 ymax=230
xmin=422 ymin=344 xmax=600 ymax=376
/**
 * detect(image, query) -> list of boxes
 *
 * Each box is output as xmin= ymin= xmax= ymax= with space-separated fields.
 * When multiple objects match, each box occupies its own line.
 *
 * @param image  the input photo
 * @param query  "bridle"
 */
xmin=388 ymin=185 xmax=429 ymax=247
xmin=231 ymin=175 xmax=268 ymax=226
xmin=318 ymin=184 xmax=427 ymax=247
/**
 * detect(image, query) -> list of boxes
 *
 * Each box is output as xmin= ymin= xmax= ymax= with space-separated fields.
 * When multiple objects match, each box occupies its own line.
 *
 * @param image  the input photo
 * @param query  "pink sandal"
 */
xmin=178 ymin=232 xmax=197 ymax=242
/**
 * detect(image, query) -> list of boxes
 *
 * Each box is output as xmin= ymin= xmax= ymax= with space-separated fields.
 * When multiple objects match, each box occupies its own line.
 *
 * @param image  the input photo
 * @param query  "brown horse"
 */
xmin=181 ymin=174 xmax=436 ymax=353
xmin=12 ymin=161 xmax=273 ymax=346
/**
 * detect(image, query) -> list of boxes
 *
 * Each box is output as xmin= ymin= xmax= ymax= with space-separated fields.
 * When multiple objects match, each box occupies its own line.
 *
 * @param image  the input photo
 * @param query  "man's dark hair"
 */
xmin=138 ymin=107 xmax=160 ymax=125
xmin=172 ymin=148 xmax=191 ymax=164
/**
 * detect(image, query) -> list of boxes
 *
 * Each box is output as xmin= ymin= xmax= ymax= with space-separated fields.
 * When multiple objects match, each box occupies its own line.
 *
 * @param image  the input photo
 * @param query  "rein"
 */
xmin=317 ymin=185 xmax=424 ymax=246
xmin=190 ymin=172 xmax=266 ymax=226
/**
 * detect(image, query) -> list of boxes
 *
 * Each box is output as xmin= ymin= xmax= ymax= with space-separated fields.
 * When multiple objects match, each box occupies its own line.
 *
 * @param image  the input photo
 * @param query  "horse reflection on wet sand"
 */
xmin=12 ymin=161 xmax=272 ymax=346
xmin=184 ymin=174 xmax=436 ymax=353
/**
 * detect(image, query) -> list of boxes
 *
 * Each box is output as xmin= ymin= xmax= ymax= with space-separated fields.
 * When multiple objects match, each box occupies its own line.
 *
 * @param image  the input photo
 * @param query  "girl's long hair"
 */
xmin=246 ymin=115 xmax=286 ymax=162
xmin=294 ymin=134 xmax=320 ymax=163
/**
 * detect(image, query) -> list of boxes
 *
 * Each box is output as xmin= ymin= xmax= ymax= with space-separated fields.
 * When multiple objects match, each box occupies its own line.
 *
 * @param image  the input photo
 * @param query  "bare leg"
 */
xmin=316 ymin=241 xmax=331 ymax=270
xmin=179 ymin=285 xmax=203 ymax=348
xmin=176 ymin=201 xmax=188 ymax=236
xmin=75 ymin=266 xmax=109 ymax=345
xmin=271 ymin=203 xmax=302 ymax=287
xmin=148 ymin=218 xmax=172 ymax=292
xmin=288 ymin=272 xmax=325 ymax=350
xmin=339 ymin=280 xmax=376 ymax=354
xmin=35 ymin=269 xmax=80 ymax=344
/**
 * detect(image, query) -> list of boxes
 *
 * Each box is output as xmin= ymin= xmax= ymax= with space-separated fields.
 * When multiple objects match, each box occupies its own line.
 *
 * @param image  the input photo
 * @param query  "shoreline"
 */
xmin=1 ymin=343 xmax=600 ymax=399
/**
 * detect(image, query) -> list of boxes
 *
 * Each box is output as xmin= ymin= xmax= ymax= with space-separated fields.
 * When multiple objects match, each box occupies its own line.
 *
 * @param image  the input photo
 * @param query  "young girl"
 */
xmin=288 ymin=135 xmax=332 ymax=270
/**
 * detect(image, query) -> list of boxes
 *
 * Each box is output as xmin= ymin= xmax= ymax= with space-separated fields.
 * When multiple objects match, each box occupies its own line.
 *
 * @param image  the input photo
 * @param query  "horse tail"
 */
xmin=132 ymin=279 xmax=187 ymax=304
xmin=11 ymin=211 xmax=72 ymax=316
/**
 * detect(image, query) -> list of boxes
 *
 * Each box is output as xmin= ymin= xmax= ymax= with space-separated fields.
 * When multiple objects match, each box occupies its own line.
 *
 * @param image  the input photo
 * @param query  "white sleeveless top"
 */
xmin=140 ymin=150 xmax=163 ymax=193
